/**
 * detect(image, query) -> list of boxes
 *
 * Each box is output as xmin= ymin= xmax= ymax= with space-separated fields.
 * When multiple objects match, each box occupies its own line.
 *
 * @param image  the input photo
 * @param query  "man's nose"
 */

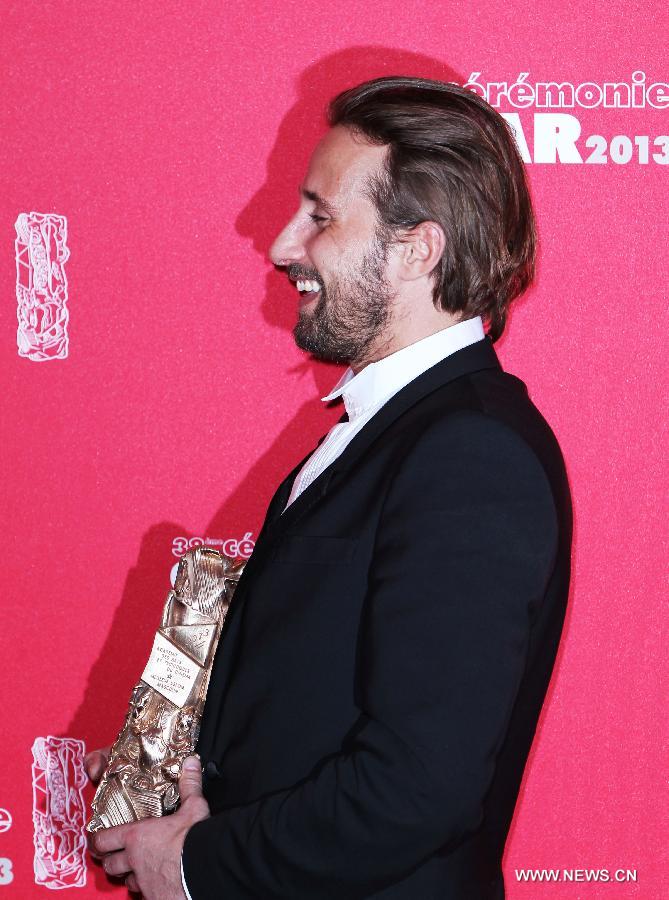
xmin=269 ymin=218 xmax=306 ymax=267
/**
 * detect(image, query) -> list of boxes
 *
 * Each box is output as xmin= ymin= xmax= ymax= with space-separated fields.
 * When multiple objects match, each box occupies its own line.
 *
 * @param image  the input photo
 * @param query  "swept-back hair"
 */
xmin=328 ymin=76 xmax=536 ymax=342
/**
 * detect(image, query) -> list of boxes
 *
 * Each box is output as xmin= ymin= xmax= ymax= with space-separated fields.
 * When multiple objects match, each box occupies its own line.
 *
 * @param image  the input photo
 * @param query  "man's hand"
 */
xmin=90 ymin=756 xmax=210 ymax=898
xmin=84 ymin=746 xmax=111 ymax=785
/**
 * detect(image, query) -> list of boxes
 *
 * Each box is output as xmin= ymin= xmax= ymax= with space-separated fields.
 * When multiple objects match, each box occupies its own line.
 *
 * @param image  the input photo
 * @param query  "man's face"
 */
xmin=269 ymin=125 xmax=397 ymax=366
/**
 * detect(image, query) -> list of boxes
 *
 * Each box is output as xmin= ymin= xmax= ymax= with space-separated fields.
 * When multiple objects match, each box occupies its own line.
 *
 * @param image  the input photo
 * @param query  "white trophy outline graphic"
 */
xmin=15 ymin=212 xmax=70 ymax=361
xmin=32 ymin=736 xmax=87 ymax=890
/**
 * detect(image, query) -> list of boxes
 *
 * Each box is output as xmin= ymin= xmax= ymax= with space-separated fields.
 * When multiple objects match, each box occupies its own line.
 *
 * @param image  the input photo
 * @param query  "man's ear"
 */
xmin=396 ymin=221 xmax=445 ymax=283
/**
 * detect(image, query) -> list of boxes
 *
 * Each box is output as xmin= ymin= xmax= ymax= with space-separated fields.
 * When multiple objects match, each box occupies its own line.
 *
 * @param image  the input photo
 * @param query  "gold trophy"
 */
xmin=86 ymin=546 xmax=245 ymax=832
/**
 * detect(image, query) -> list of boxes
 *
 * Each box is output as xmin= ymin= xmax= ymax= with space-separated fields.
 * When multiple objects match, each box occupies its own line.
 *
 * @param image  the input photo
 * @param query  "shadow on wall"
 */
xmin=64 ymin=44 xmax=556 ymax=886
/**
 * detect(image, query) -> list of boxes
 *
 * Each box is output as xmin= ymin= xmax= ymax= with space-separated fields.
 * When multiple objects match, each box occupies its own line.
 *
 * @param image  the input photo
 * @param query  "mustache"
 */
xmin=287 ymin=264 xmax=322 ymax=284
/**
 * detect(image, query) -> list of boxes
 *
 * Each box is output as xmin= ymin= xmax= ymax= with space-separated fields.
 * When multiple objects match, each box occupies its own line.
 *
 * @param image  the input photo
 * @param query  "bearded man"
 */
xmin=89 ymin=76 xmax=573 ymax=899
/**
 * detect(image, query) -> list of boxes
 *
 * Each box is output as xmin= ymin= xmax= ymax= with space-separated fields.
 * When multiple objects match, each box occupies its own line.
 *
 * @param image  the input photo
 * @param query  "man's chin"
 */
xmin=292 ymin=323 xmax=348 ymax=364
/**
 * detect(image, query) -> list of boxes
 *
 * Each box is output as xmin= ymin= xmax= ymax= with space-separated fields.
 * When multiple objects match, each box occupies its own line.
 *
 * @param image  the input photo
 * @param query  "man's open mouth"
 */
xmin=295 ymin=279 xmax=322 ymax=295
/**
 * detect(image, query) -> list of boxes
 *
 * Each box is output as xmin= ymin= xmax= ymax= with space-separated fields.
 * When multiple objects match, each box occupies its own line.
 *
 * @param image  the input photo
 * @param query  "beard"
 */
xmin=290 ymin=232 xmax=395 ymax=365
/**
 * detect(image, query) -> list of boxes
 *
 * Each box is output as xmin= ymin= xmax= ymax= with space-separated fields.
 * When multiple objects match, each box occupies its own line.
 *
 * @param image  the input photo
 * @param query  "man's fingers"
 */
xmin=91 ymin=823 xmax=131 ymax=856
xmin=178 ymin=755 xmax=203 ymax=802
xmin=84 ymin=746 xmax=111 ymax=784
xmin=102 ymin=851 xmax=132 ymax=877
xmin=87 ymin=837 xmax=104 ymax=861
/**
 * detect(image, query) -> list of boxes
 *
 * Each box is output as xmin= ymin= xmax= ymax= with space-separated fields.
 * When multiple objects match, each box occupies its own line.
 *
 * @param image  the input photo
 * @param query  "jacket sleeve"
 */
xmin=182 ymin=411 xmax=559 ymax=899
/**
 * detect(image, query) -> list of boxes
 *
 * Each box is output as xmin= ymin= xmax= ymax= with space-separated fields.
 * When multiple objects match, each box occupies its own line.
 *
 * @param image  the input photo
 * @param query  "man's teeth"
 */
xmin=296 ymin=279 xmax=322 ymax=293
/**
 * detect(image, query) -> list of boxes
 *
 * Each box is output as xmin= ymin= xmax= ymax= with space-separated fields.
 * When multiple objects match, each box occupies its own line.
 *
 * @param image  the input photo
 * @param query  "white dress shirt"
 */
xmin=181 ymin=314 xmax=485 ymax=899
xmin=283 ymin=315 xmax=485 ymax=511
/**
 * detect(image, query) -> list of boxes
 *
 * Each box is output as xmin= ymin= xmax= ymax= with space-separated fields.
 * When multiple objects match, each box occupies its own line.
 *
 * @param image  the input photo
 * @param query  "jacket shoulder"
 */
xmin=391 ymin=367 xmax=572 ymax=531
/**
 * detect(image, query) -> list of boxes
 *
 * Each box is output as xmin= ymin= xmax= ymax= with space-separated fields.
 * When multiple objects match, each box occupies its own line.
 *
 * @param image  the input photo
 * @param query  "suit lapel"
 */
xmin=196 ymin=428 xmax=344 ymax=759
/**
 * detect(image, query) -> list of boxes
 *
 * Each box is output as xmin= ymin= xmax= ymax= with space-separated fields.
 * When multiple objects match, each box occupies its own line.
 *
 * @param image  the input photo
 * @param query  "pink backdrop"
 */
xmin=1 ymin=1 xmax=667 ymax=896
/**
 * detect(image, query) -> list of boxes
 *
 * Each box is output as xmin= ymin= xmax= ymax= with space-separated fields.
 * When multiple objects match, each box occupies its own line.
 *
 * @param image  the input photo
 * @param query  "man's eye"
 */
xmin=309 ymin=213 xmax=329 ymax=225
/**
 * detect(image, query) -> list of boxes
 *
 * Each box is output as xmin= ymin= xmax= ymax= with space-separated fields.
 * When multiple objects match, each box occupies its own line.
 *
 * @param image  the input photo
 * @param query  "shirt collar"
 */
xmin=321 ymin=316 xmax=485 ymax=422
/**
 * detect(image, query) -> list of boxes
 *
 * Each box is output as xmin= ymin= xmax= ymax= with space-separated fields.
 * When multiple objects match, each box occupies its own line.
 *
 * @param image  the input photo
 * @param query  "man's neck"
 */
xmin=349 ymin=310 xmax=465 ymax=375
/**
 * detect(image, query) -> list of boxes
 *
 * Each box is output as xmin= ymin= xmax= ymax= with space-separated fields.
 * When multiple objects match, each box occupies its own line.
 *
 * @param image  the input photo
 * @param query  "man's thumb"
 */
xmin=179 ymin=755 xmax=203 ymax=802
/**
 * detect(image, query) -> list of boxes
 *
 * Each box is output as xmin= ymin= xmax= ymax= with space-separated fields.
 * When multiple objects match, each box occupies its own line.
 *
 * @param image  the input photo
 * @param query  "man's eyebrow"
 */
xmin=299 ymin=186 xmax=337 ymax=216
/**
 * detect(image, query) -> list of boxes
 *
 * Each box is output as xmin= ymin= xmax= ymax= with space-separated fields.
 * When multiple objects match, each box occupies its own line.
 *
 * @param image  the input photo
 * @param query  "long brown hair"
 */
xmin=328 ymin=76 xmax=536 ymax=342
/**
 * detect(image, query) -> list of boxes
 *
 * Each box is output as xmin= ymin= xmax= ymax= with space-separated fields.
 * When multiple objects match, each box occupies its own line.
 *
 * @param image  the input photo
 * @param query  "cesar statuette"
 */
xmin=86 ymin=546 xmax=245 ymax=831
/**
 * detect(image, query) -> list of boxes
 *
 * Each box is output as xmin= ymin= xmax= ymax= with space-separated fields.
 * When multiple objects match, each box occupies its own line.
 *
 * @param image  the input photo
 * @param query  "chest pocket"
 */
xmin=270 ymin=534 xmax=357 ymax=565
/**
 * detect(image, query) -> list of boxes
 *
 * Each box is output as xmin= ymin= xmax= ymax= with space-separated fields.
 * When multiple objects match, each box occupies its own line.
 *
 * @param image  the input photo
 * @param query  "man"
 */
xmin=88 ymin=76 xmax=572 ymax=898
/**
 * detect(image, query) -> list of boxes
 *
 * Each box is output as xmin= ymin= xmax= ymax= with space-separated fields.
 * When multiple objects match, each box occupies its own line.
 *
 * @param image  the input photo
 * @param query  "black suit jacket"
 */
xmin=183 ymin=336 xmax=573 ymax=899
